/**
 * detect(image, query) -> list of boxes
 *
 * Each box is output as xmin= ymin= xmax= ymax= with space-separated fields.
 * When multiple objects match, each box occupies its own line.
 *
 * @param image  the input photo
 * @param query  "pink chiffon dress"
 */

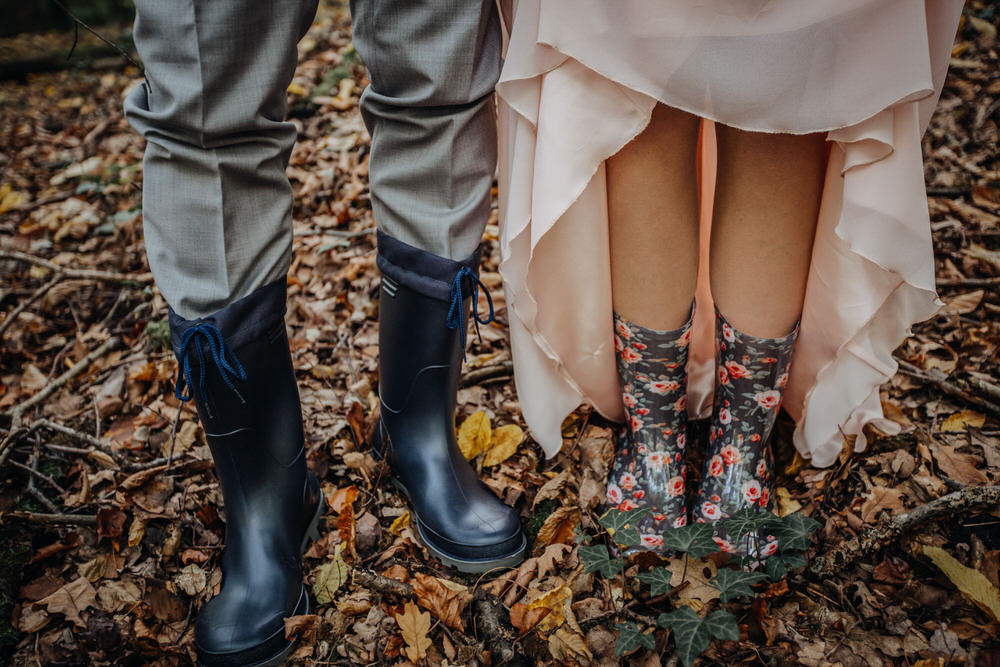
xmin=495 ymin=0 xmax=966 ymax=467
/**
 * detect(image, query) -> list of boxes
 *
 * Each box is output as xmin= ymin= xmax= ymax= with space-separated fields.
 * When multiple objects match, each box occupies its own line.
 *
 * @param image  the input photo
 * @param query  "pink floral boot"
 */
xmin=605 ymin=308 xmax=693 ymax=555
xmin=694 ymin=307 xmax=799 ymax=559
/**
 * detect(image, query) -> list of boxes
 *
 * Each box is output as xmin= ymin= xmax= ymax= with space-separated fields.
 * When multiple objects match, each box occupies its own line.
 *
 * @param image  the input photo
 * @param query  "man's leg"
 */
xmin=352 ymin=0 xmax=527 ymax=571
xmin=123 ymin=2 xmax=324 ymax=665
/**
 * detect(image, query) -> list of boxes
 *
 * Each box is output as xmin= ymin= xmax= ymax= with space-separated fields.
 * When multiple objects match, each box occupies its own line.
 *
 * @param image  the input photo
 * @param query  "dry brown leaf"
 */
xmin=510 ymin=602 xmax=551 ymax=634
xmin=174 ymin=564 xmax=207 ymax=596
xmin=413 ymin=572 xmax=471 ymax=631
xmin=395 ymin=600 xmax=432 ymax=663
xmin=928 ymin=440 xmax=989 ymax=485
xmin=37 ymin=577 xmax=97 ymax=629
xmin=338 ymin=501 xmax=357 ymax=560
xmin=923 ymin=545 xmax=1000 ymax=622
xmin=457 ymin=410 xmax=491 ymax=460
xmin=535 ymin=506 xmax=581 ymax=550
xmin=537 ymin=543 xmax=572 ymax=580
xmin=533 ymin=470 xmax=572 ymax=509
xmin=938 ymin=290 xmax=984 ymax=316
xmin=859 ymin=486 xmax=906 ymax=523
xmin=548 ymin=624 xmax=594 ymax=666
xmin=483 ymin=423 xmax=524 ymax=467
xmin=664 ymin=556 xmax=720 ymax=607
xmin=329 ymin=485 xmax=359 ymax=514
xmin=524 ymin=585 xmax=572 ymax=635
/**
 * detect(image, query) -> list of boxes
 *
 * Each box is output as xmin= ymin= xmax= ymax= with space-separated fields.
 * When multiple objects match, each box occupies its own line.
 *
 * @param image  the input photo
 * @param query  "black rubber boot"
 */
xmin=371 ymin=232 xmax=527 ymax=573
xmin=169 ymin=280 xmax=324 ymax=667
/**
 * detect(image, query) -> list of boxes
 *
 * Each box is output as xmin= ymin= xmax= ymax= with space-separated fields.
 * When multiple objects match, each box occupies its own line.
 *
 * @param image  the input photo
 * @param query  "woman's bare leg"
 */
xmin=608 ymin=103 xmax=701 ymax=330
xmin=710 ymin=126 xmax=826 ymax=337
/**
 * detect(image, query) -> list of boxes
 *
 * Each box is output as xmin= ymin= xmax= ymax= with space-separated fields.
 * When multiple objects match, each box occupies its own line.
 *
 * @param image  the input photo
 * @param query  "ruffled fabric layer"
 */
xmin=496 ymin=0 xmax=964 ymax=467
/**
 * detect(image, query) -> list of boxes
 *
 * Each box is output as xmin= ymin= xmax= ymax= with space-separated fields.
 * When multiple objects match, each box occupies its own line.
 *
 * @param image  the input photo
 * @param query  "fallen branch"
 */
xmin=472 ymin=592 xmax=525 ymax=667
xmin=1 ymin=511 xmax=97 ymax=526
xmin=459 ymin=361 xmax=514 ymax=389
xmin=0 ymin=249 xmax=153 ymax=284
xmin=810 ymin=485 xmax=1000 ymax=577
xmin=4 ymin=337 xmax=120 ymax=429
xmin=32 ymin=418 xmax=123 ymax=466
xmin=0 ymin=271 xmax=64 ymax=340
xmin=352 ymin=569 xmax=414 ymax=598
xmin=10 ymin=459 xmax=66 ymax=495
xmin=894 ymin=357 xmax=1000 ymax=419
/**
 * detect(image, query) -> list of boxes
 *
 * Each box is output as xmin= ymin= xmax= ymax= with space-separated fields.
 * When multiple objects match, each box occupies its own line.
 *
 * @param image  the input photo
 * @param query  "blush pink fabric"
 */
xmin=495 ymin=0 xmax=965 ymax=467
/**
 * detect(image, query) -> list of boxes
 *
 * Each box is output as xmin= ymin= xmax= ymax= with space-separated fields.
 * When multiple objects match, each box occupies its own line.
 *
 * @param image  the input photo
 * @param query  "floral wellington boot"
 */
xmin=605 ymin=309 xmax=693 ymax=555
xmin=695 ymin=306 xmax=799 ymax=558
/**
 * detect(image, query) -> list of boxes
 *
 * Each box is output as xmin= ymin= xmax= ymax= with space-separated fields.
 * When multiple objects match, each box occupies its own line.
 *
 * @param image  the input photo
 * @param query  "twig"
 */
xmin=0 ymin=191 xmax=74 ymax=221
xmin=894 ymin=357 xmax=1000 ymax=419
xmin=810 ymin=485 xmax=1000 ymax=577
xmin=1 ymin=511 xmax=97 ymax=526
xmin=11 ymin=460 xmax=65 ymax=495
xmin=49 ymin=0 xmax=142 ymax=70
xmin=31 ymin=418 xmax=123 ymax=466
xmin=0 ymin=271 xmax=64 ymax=340
xmin=352 ymin=569 xmax=414 ymax=597
xmin=459 ymin=361 xmax=514 ymax=389
xmin=0 ymin=249 xmax=153 ymax=284
xmin=472 ymin=592 xmax=525 ymax=666
xmin=963 ymin=374 xmax=1000 ymax=405
xmin=936 ymin=277 xmax=1000 ymax=287
xmin=5 ymin=337 xmax=120 ymax=428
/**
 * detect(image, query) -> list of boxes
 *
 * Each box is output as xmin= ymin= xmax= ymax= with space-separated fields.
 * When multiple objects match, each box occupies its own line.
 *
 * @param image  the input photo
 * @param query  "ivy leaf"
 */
xmin=614 ymin=622 xmax=655 ymax=657
xmin=661 ymin=522 xmax=720 ymax=558
xmin=720 ymin=507 xmax=774 ymax=543
xmin=636 ymin=567 xmax=674 ymax=596
xmin=709 ymin=568 xmax=769 ymax=602
xmin=766 ymin=512 xmax=820 ymax=552
xmin=598 ymin=507 xmax=652 ymax=547
xmin=657 ymin=607 xmax=740 ymax=667
xmin=579 ymin=544 xmax=625 ymax=578
xmin=764 ymin=550 xmax=807 ymax=579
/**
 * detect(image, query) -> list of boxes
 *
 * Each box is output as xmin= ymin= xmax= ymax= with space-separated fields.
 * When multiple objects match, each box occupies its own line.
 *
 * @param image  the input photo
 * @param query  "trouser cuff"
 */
xmin=376 ymin=230 xmax=481 ymax=302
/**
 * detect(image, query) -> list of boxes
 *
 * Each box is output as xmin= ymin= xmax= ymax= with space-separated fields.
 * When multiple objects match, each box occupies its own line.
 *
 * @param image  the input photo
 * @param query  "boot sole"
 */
xmin=197 ymin=484 xmax=325 ymax=667
xmin=386 ymin=474 xmax=527 ymax=573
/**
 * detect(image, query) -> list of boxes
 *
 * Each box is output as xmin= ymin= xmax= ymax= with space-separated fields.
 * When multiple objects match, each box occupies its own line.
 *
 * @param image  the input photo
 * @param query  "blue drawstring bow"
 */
xmin=446 ymin=267 xmax=494 ymax=353
xmin=174 ymin=322 xmax=248 ymax=416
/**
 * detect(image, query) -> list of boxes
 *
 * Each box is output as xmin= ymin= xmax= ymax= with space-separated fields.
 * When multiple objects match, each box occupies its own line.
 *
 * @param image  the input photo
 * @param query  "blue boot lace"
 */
xmin=174 ymin=322 xmax=248 ymax=418
xmin=446 ymin=267 xmax=495 ymax=354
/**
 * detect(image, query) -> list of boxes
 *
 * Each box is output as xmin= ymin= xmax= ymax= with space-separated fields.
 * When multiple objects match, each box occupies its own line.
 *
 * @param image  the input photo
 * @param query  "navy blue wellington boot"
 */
xmin=371 ymin=232 xmax=527 ymax=573
xmin=169 ymin=280 xmax=324 ymax=667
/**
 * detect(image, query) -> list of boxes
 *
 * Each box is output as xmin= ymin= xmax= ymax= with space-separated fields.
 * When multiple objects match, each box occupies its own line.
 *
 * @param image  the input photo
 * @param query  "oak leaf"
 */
xmin=37 ymin=577 xmax=97 ymax=629
xmin=394 ymin=601 xmax=432 ymax=663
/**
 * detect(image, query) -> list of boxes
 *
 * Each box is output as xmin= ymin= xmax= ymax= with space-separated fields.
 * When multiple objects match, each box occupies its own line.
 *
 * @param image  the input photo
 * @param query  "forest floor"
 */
xmin=1 ymin=2 xmax=999 ymax=666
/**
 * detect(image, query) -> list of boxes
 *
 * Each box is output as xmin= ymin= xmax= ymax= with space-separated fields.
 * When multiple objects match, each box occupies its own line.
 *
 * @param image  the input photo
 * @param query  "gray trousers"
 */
xmin=125 ymin=0 xmax=501 ymax=319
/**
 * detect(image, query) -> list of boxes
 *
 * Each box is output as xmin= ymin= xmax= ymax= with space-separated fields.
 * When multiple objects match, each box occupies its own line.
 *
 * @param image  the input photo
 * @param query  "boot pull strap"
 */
xmin=446 ymin=266 xmax=495 ymax=353
xmin=174 ymin=322 xmax=248 ymax=411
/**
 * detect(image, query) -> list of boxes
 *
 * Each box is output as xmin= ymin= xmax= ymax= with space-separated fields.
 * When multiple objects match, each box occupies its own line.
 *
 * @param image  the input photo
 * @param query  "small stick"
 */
xmin=459 ymin=361 xmax=514 ymax=389
xmin=5 ymin=337 xmax=120 ymax=428
xmin=810 ymin=485 xmax=1000 ymax=577
xmin=0 ymin=271 xmax=64 ymax=340
xmin=894 ymin=357 xmax=1000 ymax=419
xmin=10 ymin=459 xmax=65 ymax=494
xmin=0 ymin=249 xmax=153 ymax=284
xmin=936 ymin=277 xmax=1000 ymax=287
xmin=352 ymin=569 xmax=414 ymax=597
xmin=32 ymin=418 xmax=123 ymax=465
xmin=1 ymin=511 xmax=97 ymax=526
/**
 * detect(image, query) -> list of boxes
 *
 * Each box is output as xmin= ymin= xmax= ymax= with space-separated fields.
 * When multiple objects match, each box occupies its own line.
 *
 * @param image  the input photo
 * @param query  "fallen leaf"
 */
xmin=389 ymin=511 xmax=410 ymax=535
xmin=314 ymin=543 xmax=349 ymax=604
xmin=859 ymin=486 xmax=906 ymax=523
xmin=775 ymin=487 xmax=802 ymax=517
xmin=940 ymin=410 xmax=986 ymax=433
xmin=537 ymin=543 xmax=572 ymax=580
xmin=394 ymin=601 xmax=432 ymax=663
xmin=664 ymin=556 xmax=721 ymax=608
xmin=928 ymin=440 xmax=989 ymax=485
xmin=938 ymin=290 xmax=983 ymax=316
xmin=37 ymin=577 xmax=98 ymax=629
xmin=174 ymin=564 xmax=207 ymax=596
xmin=548 ymin=624 xmax=593 ymax=664
xmin=923 ymin=545 xmax=1000 ymax=622
xmin=525 ymin=585 xmax=572 ymax=635
xmin=535 ymin=506 xmax=582 ymax=549
xmin=457 ymin=411 xmax=491 ymax=460
xmin=329 ymin=485 xmax=359 ymax=514
xmin=510 ymin=602 xmax=551 ymax=634
xmin=413 ymin=573 xmax=471 ymax=631
xmin=483 ymin=423 xmax=524 ymax=467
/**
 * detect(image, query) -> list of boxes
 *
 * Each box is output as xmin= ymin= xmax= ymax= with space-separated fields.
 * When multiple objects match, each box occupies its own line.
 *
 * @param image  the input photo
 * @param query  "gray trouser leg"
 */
xmin=124 ymin=0 xmax=318 ymax=319
xmin=350 ymin=0 xmax=502 ymax=260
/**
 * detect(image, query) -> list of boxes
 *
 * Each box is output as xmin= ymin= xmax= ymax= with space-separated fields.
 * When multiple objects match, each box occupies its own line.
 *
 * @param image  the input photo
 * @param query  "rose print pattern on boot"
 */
xmin=606 ymin=308 xmax=693 ymax=556
xmin=694 ymin=306 xmax=799 ymax=559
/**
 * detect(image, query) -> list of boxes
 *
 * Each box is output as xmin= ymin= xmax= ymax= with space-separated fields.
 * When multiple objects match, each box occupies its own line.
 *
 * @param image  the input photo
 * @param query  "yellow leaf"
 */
xmin=389 ymin=511 xmax=410 ymax=535
xmin=286 ymin=82 xmax=309 ymax=96
xmin=313 ymin=543 xmax=349 ymax=604
xmin=483 ymin=424 xmax=524 ymax=467
xmin=940 ymin=410 xmax=986 ymax=433
xmin=395 ymin=600 xmax=432 ymax=662
xmin=525 ymin=585 xmax=572 ymax=635
xmin=457 ymin=411 xmax=491 ymax=460
xmin=775 ymin=487 xmax=802 ymax=517
xmin=923 ymin=545 xmax=1000 ymax=622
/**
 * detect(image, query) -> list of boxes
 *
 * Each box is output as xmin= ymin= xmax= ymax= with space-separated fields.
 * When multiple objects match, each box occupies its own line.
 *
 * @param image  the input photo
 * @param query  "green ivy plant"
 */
xmin=579 ymin=505 xmax=820 ymax=666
